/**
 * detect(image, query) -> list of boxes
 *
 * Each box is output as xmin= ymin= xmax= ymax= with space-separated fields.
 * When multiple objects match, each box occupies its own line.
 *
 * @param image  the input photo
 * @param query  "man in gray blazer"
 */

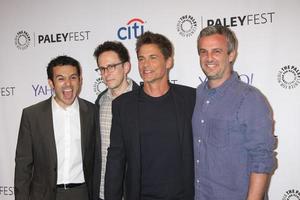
xmin=14 ymin=55 xmax=97 ymax=200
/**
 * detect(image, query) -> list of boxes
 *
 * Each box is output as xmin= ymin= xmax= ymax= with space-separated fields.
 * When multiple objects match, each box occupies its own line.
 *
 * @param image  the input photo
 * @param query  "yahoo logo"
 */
xmin=32 ymin=84 xmax=53 ymax=97
xmin=117 ymin=18 xmax=145 ymax=40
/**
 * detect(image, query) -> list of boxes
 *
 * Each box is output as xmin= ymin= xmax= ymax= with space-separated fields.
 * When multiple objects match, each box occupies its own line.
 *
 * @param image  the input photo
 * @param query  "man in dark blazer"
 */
xmin=14 ymin=55 xmax=97 ymax=200
xmin=92 ymin=41 xmax=139 ymax=200
xmin=105 ymin=32 xmax=195 ymax=200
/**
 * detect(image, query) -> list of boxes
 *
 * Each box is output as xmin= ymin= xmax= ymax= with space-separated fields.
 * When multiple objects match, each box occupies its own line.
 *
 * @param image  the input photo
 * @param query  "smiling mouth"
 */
xmin=63 ymin=89 xmax=73 ymax=98
xmin=206 ymin=63 xmax=218 ymax=68
xmin=143 ymin=69 xmax=153 ymax=74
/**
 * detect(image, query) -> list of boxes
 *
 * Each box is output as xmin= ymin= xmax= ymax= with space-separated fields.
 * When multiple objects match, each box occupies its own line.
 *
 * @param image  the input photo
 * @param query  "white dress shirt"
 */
xmin=52 ymin=97 xmax=85 ymax=184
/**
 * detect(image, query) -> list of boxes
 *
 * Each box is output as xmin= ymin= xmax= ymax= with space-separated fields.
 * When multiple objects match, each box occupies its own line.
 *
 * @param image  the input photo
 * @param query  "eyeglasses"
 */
xmin=95 ymin=61 xmax=125 ymax=74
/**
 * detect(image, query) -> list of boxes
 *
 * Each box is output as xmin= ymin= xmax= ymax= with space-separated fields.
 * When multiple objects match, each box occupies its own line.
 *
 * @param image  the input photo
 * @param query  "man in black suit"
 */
xmin=14 ymin=55 xmax=97 ymax=200
xmin=105 ymin=31 xmax=195 ymax=200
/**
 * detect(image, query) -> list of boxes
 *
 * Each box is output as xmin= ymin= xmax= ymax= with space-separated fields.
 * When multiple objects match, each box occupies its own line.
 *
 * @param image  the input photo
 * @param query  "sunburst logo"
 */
xmin=93 ymin=77 xmax=106 ymax=96
xmin=277 ymin=65 xmax=300 ymax=89
xmin=177 ymin=15 xmax=198 ymax=37
xmin=15 ymin=30 xmax=31 ymax=50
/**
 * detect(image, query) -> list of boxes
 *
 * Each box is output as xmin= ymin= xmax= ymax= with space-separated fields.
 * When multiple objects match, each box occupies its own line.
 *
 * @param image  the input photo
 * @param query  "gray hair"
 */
xmin=197 ymin=25 xmax=238 ymax=55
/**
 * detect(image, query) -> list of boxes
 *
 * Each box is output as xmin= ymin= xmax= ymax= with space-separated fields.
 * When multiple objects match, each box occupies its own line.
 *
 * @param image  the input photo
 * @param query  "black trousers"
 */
xmin=56 ymin=183 xmax=89 ymax=200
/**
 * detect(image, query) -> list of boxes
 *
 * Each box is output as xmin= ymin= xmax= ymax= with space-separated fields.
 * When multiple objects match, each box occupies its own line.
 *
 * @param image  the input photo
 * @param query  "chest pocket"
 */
xmin=208 ymin=118 xmax=230 ymax=148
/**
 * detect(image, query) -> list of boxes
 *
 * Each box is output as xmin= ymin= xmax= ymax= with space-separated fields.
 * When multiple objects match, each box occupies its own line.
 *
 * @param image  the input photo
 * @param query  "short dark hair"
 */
xmin=47 ymin=55 xmax=81 ymax=81
xmin=93 ymin=41 xmax=130 ymax=65
xmin=197 ymin=25 xmax=238 ymax=55
xmin=136 ymin=31 xmax=173 ymax=59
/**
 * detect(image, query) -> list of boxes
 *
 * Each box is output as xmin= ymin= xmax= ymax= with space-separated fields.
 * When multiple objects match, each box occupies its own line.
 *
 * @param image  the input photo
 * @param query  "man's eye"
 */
xmin=199 ymin=50 xmax=207 ymax=55
xmin=214 ymin=49 xmax=222 ymax=54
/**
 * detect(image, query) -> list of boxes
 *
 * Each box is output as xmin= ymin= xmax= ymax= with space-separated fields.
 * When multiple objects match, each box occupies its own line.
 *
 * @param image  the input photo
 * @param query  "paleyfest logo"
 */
xmin=177 ymin=15 xmax=198 ymax=37
xmin=282 ymin=189 xmax=300 ymax=200
xmin=93 ymin=78 xmax=106 ymax=96
xmin=14 ymin=30 xmax=90 ymax=50
xmin=117 ymin=18 xmax=145 ymax=40
xmin=15 ymin=30 xmax=31 ymax=50
xmin=277 ymin=65 xmax=300 ymax=89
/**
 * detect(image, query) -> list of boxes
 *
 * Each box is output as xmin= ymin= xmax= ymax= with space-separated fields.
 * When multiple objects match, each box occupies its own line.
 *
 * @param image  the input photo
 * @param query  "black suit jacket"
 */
xmin=14 ymin=97 xmax=98 ymax=200
xmin=105 ymin=84 xmax=195 ymax=200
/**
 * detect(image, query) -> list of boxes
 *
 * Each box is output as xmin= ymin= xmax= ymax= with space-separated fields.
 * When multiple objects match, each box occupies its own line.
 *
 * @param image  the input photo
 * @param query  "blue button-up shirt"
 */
xmin=192 ymin=72 xmax=275 ymax=200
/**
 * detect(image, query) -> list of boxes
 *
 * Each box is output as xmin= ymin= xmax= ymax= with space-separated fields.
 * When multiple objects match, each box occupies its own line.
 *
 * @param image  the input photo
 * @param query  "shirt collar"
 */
xmin=106 ymin=78 xmax=133 ymax=99
xmin=204 ymin=71 xmax=239 ymax=97
xmin=51 ymin=96 xmax=79 ymax=112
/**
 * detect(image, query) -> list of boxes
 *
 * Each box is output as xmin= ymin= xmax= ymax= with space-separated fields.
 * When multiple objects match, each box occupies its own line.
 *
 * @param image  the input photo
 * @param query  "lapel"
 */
xmin=78 ymin=98 xmax=88 ymax=161
xmin=170 ymin=85 xmax=185 ymax=144
xmin=134 ymin=89 xmax=142 ymax=168
xmin=43 ymin=97 xmax=58 ymax=167
xmin=131 ymin=88 xmax=144 ymax=192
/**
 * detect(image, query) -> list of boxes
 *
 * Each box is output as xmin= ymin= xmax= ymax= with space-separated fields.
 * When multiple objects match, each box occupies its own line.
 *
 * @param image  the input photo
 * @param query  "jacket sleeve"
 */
xmin=92 ymin=105 xmax=101 ymax=200
xmin=104 ymin=100 xmax=126 ymax=200
xmin=14 ymin=109 xmax=33 ymax=200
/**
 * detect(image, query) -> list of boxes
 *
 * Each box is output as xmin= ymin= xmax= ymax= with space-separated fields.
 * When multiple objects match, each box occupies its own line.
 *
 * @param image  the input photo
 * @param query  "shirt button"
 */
xmin=196 ymin=179 xmax=200 ymax=183
xmin=201 ymin=119 xmax=204 ymax=123
xmin=196 ymin=160 xmax=199 ymax=163
xmin=198 ymin=139 xmax=201 ymax=143
xmin=206 ymin=100 xmax=210 ymax=104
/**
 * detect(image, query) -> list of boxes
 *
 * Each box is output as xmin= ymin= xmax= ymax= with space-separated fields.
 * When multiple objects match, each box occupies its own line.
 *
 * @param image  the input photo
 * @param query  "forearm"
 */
xmin=247 ymin=172 xmax=269 ymax=200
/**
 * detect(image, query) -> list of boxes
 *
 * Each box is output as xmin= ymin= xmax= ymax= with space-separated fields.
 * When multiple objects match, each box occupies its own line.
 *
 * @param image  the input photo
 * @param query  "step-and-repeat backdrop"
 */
xmin=1 ymin=0 xmax=299 ymax=199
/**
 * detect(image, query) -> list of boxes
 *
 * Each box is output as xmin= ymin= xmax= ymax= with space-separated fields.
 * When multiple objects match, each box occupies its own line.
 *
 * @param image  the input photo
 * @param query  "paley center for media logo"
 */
xmin=93 ymin=78 xmax=106 ymax=96
xmin=282 ymin=189 xmax=300 ymax=200
xmin=277 ymin=65 xmax=300 ymax=89
xmin=117 ymin=18 xmax=146 ymax=40
xmin=15 ymin=30 xmax=31 ymax=50
xmin=14 ymin=30 xmax=91 ymax=50
xmin=177 ymin=15 xmax=198 ymax=37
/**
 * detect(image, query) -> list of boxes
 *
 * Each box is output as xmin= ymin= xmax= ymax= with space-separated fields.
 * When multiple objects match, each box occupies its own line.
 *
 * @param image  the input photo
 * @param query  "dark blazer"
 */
xmin=14 ymin=97 xmax=98 ymax=200
xmin=105 ymin=84 xmax=195 ymax=200
xmin=93 ymin=80 xmax=139 ymax=200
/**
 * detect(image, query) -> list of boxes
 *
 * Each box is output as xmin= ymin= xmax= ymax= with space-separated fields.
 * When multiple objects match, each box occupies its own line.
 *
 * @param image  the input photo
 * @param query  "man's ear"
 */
xmin=48 ymin=79 xmax=54 ymax=89
xmin=229 ymin=50 xmax=237 ymax=64
xmin=166 ymin=57 xmax=174 ymax=70
xmin=123 ymin=61 xmax=131 ymax=74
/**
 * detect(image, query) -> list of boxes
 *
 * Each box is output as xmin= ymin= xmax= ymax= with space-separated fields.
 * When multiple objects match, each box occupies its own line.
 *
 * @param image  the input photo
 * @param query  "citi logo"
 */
xmin=117 ymin=18 xmax=145 ymax=40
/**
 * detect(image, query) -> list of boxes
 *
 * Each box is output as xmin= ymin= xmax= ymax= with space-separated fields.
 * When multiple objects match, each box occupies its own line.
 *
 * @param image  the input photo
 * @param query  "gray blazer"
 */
xmin=14 ymin=97 xmax=98 ymax=200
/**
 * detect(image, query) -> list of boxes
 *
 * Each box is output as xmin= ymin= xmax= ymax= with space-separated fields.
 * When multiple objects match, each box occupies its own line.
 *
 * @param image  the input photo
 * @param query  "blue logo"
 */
xmin=117 ymin=18 xmax=145 ymax=40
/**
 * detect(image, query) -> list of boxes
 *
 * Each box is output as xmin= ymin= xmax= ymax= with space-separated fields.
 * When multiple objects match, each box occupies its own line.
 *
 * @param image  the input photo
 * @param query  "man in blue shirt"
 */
xmin=193 ymin=25 xmax=276 ymax=200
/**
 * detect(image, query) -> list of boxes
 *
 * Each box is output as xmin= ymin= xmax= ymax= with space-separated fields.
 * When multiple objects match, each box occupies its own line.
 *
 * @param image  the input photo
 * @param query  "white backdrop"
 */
xmin=1 ymin=0 xmax=300 ymax=199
